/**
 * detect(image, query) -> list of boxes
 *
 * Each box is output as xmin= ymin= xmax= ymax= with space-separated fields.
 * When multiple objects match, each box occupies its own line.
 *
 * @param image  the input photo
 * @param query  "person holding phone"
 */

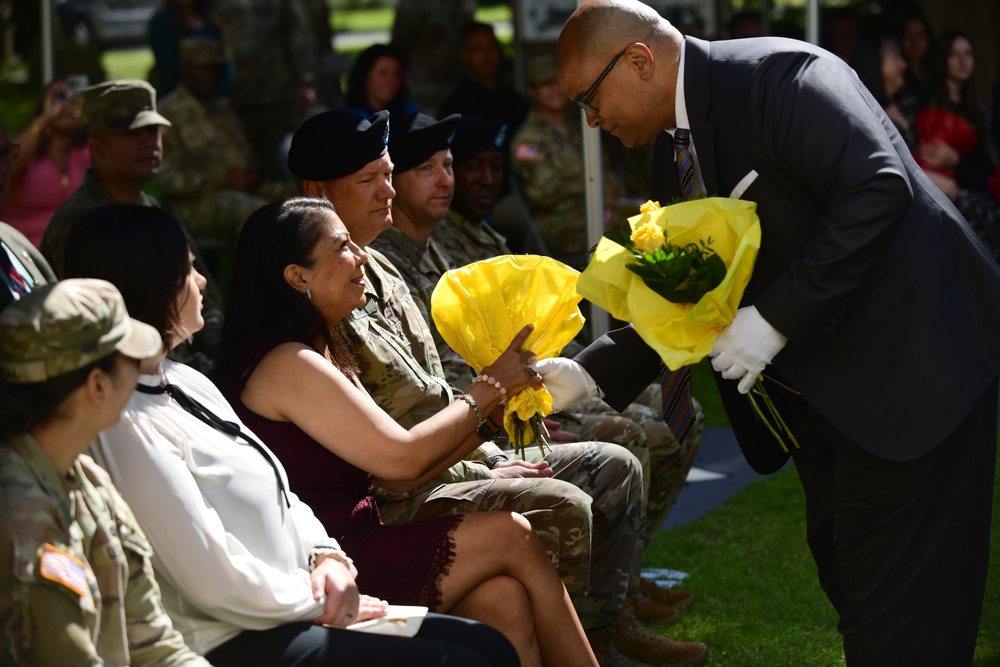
xmin=1 ymin=79 xmax=90 ymax=247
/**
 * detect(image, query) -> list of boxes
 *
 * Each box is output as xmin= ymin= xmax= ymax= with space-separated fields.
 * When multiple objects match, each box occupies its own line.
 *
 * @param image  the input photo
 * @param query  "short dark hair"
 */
xmin=63 ymin=204 xmax=190 ymax=352
xmin=216 ymin=197 xmax=358 ymax=385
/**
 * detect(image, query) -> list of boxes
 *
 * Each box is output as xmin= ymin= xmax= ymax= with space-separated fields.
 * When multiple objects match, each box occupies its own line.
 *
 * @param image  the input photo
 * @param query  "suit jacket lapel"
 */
xmin=683 ymin=37 xmax=718 ymax=197
xmin=650 ymin=131 xmax=678 ymax=203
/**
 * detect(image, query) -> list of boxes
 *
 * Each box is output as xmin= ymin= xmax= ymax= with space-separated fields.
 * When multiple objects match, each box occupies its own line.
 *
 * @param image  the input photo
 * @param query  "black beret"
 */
xmin=451 ymin=115 xmax=508 ymax=164
xmin=387 ymin=112 xmax=461 ymax=174
xmin=288 ymin=110 xmax=389 ymax=182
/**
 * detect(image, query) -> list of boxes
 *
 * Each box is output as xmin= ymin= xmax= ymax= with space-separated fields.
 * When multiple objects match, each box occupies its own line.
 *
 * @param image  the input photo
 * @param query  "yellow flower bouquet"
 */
xmin=578 ymin=198 xmax=798 ymax=451
xmin=431 ymin=254 xmax=585 ymax=457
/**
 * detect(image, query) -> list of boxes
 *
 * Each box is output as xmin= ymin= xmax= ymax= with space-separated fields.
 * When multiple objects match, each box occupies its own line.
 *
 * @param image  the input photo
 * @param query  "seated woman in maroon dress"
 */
xmin=216 ymin=197 xmax=598 ymax=667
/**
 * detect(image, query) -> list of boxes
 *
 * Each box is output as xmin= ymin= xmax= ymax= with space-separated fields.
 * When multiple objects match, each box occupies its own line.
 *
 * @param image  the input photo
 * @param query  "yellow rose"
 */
xmin=631 ymin=221 xmax=666 ymax=254
xmin=639 ymin=200 xmax=661 ymax=213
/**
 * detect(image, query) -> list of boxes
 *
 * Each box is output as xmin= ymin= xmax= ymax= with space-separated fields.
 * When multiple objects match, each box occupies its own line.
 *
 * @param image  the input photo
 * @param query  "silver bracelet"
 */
xmin=472 ymin=374 xmax=508 ymax=405
xmin=457 ymin=393 xmax=484 ymax=426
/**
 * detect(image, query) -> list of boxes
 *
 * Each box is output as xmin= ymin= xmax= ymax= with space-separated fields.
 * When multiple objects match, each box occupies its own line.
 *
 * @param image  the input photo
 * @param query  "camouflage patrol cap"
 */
xmin=0 ymin=279 xmax=162 ymax=384
xmin=81 ymin=79 xmax=172 ymax=131
xmin=387 ymin=112 xmax=461 ymax=174
xmin=179 ymin=37 xmax=228 ymax=66
xmin=526 ymin=54 xmax=557 ymax=86
xmin=288 ymin=110 xmax=390 ymax=182
xmin=451 ymin=115 xmax=508 ymax=164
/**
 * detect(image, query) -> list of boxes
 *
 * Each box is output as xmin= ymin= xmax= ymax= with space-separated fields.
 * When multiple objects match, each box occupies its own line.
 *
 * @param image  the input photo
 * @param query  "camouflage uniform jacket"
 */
xmin=369 ymin=227 xmax=473 ymax=389
xmin=41 ymin=168 xmax=159 ymax=278
xmin=431 ymin=209 xmax=512 ymax=269
xmin=337 ymin=246 xmax=503 ymax=498
xmin=0 ymin=434 xmax=209 ymax=666
xmin=510 ymin=111 xmax=589 ymax=255
xmin=156 ymin=84 xmax=256 ymax=222
xmin=211 ymin=0 xmax=316 ymax=107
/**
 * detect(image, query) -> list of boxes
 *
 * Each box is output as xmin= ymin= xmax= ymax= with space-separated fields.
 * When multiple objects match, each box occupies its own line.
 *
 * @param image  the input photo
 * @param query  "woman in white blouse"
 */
xmin=63 ymin=204 xmax=520 ymax=667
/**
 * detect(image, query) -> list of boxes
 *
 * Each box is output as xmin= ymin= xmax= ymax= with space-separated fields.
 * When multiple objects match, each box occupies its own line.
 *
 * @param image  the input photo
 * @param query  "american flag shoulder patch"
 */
xmin=39 ymin=544 xmax=87 ymax=597
xmin=515 ymin=143 xmax=541 ymax=161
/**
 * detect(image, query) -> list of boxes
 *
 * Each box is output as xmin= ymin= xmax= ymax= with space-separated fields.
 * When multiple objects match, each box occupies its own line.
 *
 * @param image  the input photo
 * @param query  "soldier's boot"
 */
xmin=626 ymin=590 xmax=679 ymax=624
xmin=639 ymin=577 xmax=694 ymax=609
xmin=588 ymin=629 xmax=655 ymax=667
xmin=614 ymin=608 xmax=709 ymax=665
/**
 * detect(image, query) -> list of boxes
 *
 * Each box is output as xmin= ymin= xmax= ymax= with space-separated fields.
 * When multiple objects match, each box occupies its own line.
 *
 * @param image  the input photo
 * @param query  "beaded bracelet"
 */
xmin=472 ymin=374 xmax=507 ymax=405
xmin=457 ymin=393 xmax=484 ymax=426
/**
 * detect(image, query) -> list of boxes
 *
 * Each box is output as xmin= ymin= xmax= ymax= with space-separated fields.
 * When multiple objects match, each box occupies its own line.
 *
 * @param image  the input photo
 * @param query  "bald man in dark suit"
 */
xmin=539 ymin=1 xmax=1000 ymax=664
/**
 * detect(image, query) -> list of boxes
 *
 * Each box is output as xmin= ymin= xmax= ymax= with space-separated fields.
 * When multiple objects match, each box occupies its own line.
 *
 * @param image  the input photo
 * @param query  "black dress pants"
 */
xmin=206 ymin=612 xmax=521 ymax=667
xmin=791 ymin=379 xmax=997 ymax=666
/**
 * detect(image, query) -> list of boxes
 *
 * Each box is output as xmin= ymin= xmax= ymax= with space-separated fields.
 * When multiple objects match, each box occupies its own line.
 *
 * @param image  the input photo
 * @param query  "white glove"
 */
xmin=529 ymin=358 xmax=603 ymax=412
xmin=709 ymin=305 xmax=787 ymax=394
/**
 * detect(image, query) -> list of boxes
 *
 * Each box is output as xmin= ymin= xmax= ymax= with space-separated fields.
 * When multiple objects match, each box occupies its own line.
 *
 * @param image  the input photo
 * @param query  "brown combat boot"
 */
xmin=614 ymin=609 xmax=709 ymax=665
xmin=639 ymin=577 xmax=694 ymax=609
xmin=588 ymin=629 xmax=655 ymax=667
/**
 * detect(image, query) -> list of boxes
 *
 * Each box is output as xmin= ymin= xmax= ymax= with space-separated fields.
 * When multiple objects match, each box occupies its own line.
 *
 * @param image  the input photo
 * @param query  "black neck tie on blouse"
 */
xmin=136 ymin=381 xmax=291 ymax=508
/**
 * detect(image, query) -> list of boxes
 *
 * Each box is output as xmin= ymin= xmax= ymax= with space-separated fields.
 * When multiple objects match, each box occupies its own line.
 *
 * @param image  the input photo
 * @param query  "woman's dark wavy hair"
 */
xmin=345 ymin=43 xmax=411 ymax=113
xmin=930 ymin=29 xmax=985 ymax=135
xmin=215 ymin=197 xmax=358 ymax=386
xmin=0 ymin=354 xmax=118 ymax=438
xmin=62 ymin=204 xmax=190 ymax=352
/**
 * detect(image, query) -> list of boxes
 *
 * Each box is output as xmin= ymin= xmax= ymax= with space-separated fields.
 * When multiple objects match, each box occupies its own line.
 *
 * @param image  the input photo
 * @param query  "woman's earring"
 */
xmin=306 ymin=288 xmax=312 ymax=302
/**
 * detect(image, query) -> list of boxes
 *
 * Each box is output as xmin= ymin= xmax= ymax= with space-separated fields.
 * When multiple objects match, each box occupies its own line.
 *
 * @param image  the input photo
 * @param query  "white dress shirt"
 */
xmin=92 ymin=359 xmax=356 ymax=654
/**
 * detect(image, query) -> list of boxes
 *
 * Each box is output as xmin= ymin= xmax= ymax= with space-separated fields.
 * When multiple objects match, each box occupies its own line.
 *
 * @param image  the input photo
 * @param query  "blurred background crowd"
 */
xmin=1 ymin=0 xmax=998 ymax=292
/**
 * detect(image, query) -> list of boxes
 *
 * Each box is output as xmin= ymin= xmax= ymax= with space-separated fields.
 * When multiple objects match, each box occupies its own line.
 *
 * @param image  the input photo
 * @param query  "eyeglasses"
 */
xmin=575 ymin=49 xmax=627 ymax=114
xmin=0 ymin=143 xmax=20 ymax=161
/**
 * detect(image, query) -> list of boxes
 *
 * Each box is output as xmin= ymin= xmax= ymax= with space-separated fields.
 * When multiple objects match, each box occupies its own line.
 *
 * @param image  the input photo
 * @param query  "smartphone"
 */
xmin=65 ymin=74 xmax=89 ymax=95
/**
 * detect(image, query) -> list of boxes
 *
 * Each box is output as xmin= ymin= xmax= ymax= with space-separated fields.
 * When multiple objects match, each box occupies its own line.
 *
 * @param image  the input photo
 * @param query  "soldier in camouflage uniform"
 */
xmin=433 ymin=112 xmax=705 ymax=609
xmin=156 ymin=38 xmax=271 ymax=240
xmin=39 ymin=81 xmax=223 ymax=375
xmin=0 ymin=279 xmax=209 ymax=666
xmin=510 ymin=54 xmax=595 ymax=261
xmin=390 ymin=0 xmax=478 ymax=115
xmin=211 ymin=0 xmax=316 ymax=182
xmin=431 ymin=118 xmax=513 ymax=270
xmin=41 ymin=80 xmax=170 ymax=279
xmin=287 ymin=112 xmax=697 ymax=667
xmin=360 ymin=114 xmax=704 ymax=648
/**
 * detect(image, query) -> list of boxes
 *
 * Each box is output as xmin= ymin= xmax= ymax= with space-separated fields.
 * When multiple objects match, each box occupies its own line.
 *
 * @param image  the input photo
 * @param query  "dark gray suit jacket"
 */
xmin=580 ymin=36 xmax=1000 ymax=473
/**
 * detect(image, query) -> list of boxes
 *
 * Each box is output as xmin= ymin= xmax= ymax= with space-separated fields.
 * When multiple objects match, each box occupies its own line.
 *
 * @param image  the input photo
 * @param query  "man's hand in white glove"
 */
xmin=709 ymin=305 xmax=787 ymax=394
xmin=529 ymin=358 xmax=602 ymax=413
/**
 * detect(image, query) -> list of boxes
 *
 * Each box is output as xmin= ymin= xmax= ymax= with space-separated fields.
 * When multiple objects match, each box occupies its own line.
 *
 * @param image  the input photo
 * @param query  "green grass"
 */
xmin=330 ymin=7 xmax=395 ymax=32
xmin=101 ymin=47 xmax=154 ymax=82
xmin=643 ymin=416 xmax=1000 ymax=665
xmin=645 ymin=468 xmax=844 ymax=664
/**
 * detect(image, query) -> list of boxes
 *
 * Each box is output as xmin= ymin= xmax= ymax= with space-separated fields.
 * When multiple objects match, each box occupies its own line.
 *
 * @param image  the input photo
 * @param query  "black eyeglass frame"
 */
xmin=574 ymin=48 xmax=628 ymax=114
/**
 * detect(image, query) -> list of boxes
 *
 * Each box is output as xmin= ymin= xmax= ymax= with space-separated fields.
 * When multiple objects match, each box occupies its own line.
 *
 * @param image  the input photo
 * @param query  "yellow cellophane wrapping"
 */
xmin=431 ymin=254 xmax=585 ymax=443
xmin=577 ymin=198 xmax=761 ymax=370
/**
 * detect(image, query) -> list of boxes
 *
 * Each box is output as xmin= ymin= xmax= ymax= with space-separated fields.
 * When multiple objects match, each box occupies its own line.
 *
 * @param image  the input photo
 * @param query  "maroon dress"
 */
xmin=226 ymin=338 xmax=462 ymax=609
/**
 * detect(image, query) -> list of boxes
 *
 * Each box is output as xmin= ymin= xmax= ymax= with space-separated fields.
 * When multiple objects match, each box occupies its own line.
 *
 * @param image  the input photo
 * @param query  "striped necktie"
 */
xmin=673 ymin=128 xmax=696 ymax=201
xmin=659 ymin=128 xmax=698 ymax=443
